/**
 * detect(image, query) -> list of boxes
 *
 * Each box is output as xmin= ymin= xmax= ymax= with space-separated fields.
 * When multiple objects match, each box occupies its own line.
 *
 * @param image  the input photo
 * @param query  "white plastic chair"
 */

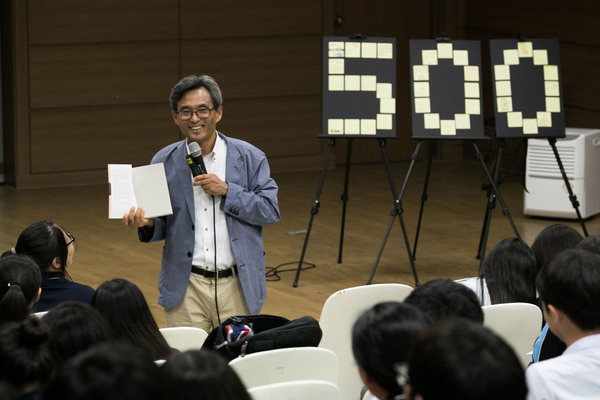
xmin=248 ymin=380 xmax=342 ymax=400
xmin=229 ymin=347 xmax=338 ymax=389
xmin=482 ymin=302 xmax=543 ymax=367
xmin=318 ymin=283 xmax=414 ymax=400
xmin=159 ymin=326 xmax=208 ymax=352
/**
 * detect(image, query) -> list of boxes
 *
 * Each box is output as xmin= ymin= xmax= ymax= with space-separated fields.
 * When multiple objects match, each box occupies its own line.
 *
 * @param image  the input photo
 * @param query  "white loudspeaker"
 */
xmin=524 ymin=127 xmax=600 ymax=219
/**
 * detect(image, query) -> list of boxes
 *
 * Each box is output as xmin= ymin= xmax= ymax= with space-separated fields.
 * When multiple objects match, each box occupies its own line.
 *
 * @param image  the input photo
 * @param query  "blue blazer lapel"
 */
xmin=172 ymin=140 xmax=195 ymax=223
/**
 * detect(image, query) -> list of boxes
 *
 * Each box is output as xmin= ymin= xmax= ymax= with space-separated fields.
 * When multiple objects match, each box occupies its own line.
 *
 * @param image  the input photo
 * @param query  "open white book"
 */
xmin=108 ymin=163 xmax=173 ymax=219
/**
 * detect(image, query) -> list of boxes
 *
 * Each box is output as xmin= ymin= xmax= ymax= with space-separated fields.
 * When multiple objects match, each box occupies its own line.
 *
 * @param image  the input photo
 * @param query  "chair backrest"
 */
xmin=318 ymin=283 xmax=414 ymax=400
xmin=248 ymin=380 xmax=342 ymax=400
xmin=159 ymin=326 xmax=208 ymax=352
xmin=482 ymin=302 xmax=543 ymax=367
xmin=229 ymin=347 xmax=338 ymax=389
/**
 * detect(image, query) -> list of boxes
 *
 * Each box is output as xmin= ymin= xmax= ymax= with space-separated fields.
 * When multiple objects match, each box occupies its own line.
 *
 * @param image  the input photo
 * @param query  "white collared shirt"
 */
xmin=526 ymin=333 xmax=600 ymax=399
xmin=188 ymin=135 xmax=235 ymax=271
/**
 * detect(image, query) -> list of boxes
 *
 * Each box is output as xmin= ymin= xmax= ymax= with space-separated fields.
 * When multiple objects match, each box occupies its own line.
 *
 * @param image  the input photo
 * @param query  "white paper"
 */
xmin=108 ymin=163 xmax=173 ymax=219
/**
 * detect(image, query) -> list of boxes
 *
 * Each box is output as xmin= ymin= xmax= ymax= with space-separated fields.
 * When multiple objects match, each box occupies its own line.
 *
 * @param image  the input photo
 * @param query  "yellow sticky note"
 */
xmin=362 ymin=42 xmax=377 ymax=58
xmin=422 ymin=49 xmax=438 ymax=65
xmin=497 ymin=97 xmax=513 ymax=113
xmin=377 ymin=114 xmax=393 ymax=130
xmin=453 ymin=50 xmax=469 ymax=66
xmin=503 ymin=49 xmax=520 ymax=65
xmin=329 ymin=75 xmax=344 ymax=91
xmin=345 ymin=119 xmax=360 ymax=135
xmin=465 ymin=99 xmax=481 ymax=115
xmin=533 ymin=49 xmax=548 ymax=65
xmin=414 ymin=82 xmax=430 ymax=98
xmin=464 ymin=66 xmax=479 ymax=82
xmin=545 ymin=81 xmax=560 ymax=97
xmin=345 ymin=42 xmax=361 ymax=58
xmin=413 ymin=65 xmax=429 ymax=81
xmin=507 ymin=112 xmax=523 ymax=128
xmin=361 ymin=75 xmax=377 ymax=91
xmin=360 ymin=119 xmax=377 ymax=135
xmin=345 ymin=75 xmax=361 ymax=91
xmin=464 ymin=82 xmax=480 ymax=98
xmin=440 ymin=120 xmax=457 ymax=136
xmin=523 ymin=118 xmax=539 ymax=134
xmin=518 ymin=42 xmax=533 ymax=58
xmin=546 ymin=97 xmax=561 ymax=113
xmin=437 ymin=42 xmax=453 ymax=59
xmin=544 ymin=65 xmax=559 ymax=81
xmin=380 ymin=98 xmax=396 ymax=114
xmin=424 ymin=113 xmax=440 ymax=129
xmin=328 ymin=119 xmax=344 ymax=134
xmin=377 ymin=43 xmax=393 ymax=59
xmin=537 ymin=112 xmax=552 ymax=128
xmin=495 ymin=81 xmax=512 ymax=97
xmin=455 ymin=114 xmax=471 ymax=130
xmin=328 ymin=41 xmax=344 ymax=57
xmin=377 ymin=83 xmax=392 ymax=99
xmin=329 ymin=59 xmax=344 ymax=74
xmin=415 ymin=98 xmax=431 ymax=114
xmin=494 ymin=65 xmax=511 ymax=80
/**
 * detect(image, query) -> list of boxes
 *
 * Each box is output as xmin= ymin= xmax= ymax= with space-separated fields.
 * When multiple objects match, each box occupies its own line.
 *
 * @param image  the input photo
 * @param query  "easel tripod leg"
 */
xmin=293 ymin=139 xmax=336 ymax=287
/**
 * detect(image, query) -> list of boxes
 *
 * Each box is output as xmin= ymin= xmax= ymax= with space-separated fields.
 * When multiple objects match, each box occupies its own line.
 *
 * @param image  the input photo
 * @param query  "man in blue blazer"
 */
xmin=123 ymin=75 xmax=280 ymax=331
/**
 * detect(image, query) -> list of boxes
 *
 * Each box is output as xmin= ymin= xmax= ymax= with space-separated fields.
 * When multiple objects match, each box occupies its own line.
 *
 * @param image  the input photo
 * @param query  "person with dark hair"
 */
xmin=92 ymin=278 xmax=172 ymax=360
xmin=575 ymin=232 xmax=600 ymax=254
xmin=404 ymin=319 xmax=526 ymax=400
xmin=0 ymin=317 xmax=55 ymax=399
xmin=3 ymin=220 xmax=94 ymax=312
xmin=162 ymin=349 xmax=252 ymax=400
xmin=122 ymin=75 xmax=280 ymax=332
xmin=459 ymin=238 xmax=537 ymax=306
xmin=0 ymin=254 xmax=41 ymax=324
xmin=41 ymin=301 xmax=112 ymax=367
xmin=531 ymin=224 xmax=584 ymax=275
xmin=526 ymin=249 xmax=600 ymax=400
xmin=352 ymin=302 xmax=429 ymax=400
xmin=45 ymin=342 xmax=164 ymax=400
xmin=530 ymin=224 xmax=584 ymax=363
xmin=404 ymin=278 xmax=484 ymax=323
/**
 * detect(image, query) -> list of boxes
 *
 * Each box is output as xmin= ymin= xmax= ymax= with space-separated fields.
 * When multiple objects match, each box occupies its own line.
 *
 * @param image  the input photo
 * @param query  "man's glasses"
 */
xmin=66 ymin=232 xmax=76 ymax=247
xmin=176 ymin=107 xmax=215 ymax=121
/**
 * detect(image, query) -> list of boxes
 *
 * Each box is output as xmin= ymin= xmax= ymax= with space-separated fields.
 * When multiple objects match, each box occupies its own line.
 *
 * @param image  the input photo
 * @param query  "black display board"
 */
xmin=409 ymin=39 xmax=486 ymax=140
xmin=321 ymin=36 xmax=397 ymax=138
xmin=490 ymin=39 xmax=565 ymax=138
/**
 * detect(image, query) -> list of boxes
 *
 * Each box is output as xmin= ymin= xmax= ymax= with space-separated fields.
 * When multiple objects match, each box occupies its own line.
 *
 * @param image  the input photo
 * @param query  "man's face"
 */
xmin=171 ymin=87 xmax=222 ymax=147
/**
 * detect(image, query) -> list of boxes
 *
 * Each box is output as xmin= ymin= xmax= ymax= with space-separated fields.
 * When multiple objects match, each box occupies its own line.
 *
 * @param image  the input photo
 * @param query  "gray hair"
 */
xmin=169 ymin=75 xmax=223 ymax=112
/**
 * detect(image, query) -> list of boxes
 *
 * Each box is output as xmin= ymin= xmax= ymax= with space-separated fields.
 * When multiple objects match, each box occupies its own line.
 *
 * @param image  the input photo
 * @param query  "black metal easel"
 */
xmin=293 ymin=137 xmax=414 ymax=287
xmin=367 ymin=139 xmax=521 ymax=285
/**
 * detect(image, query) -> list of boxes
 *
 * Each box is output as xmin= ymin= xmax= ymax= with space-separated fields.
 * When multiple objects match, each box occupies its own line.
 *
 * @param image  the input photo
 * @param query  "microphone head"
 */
xmin=189 ymin=141 xmax=202 ymax=157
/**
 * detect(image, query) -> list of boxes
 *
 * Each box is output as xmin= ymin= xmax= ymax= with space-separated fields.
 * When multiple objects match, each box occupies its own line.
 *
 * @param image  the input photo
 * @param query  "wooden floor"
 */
xmin=1 ymin=158 xmax=598 ymax=328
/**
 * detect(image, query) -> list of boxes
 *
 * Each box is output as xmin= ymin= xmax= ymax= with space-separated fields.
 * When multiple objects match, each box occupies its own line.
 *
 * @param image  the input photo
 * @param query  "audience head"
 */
xmin=42 ymin=301 xmax=113 ymax=366
xmin=169 ymin=75 xmax=223 ymax=112
xmin=92 ymin=278 xmax=171 ymax=360
xmin=0 ymin=317 xmax=54 ymax=397
xmin=404 ymin=319 xmax=526 ymax=400
xmin=45 ymin=342 xmax=164 ymax=400
xmin=479 ymin=238 xmax=537 ymax=304
xmin=4 ymin=220 xmax=75 ymax=278
xmin=537 ymin=248 xmax=600 ymax=335
xmin=352 ymin=301 xmax=429 ymax=400
xmin=576 ymin=233 xmax=600 ymax=255
xmin=531 ymin=224 xmax=583 ymax=274
xmin=0 ymin=254 xmax=42 ymax=323
xmin=162 ymin=349 xmax=251 ymax=400
xmin=404 ymin=278 xmax=484 ymax=323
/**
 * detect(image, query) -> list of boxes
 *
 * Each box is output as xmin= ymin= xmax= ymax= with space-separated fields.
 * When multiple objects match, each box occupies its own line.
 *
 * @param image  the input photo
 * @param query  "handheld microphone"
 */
xmin=186 ymin=153 xmax=203 ymax=177
xmin=188 ymin=142 xmax=207 ymax=175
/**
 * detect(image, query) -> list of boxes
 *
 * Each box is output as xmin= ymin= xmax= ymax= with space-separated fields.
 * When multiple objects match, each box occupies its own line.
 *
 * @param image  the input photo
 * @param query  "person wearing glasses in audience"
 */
xmin=123 ymin=75 xmax=280 ymax=332
xmin=3 ymin=220 xmax=95 ymax=312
